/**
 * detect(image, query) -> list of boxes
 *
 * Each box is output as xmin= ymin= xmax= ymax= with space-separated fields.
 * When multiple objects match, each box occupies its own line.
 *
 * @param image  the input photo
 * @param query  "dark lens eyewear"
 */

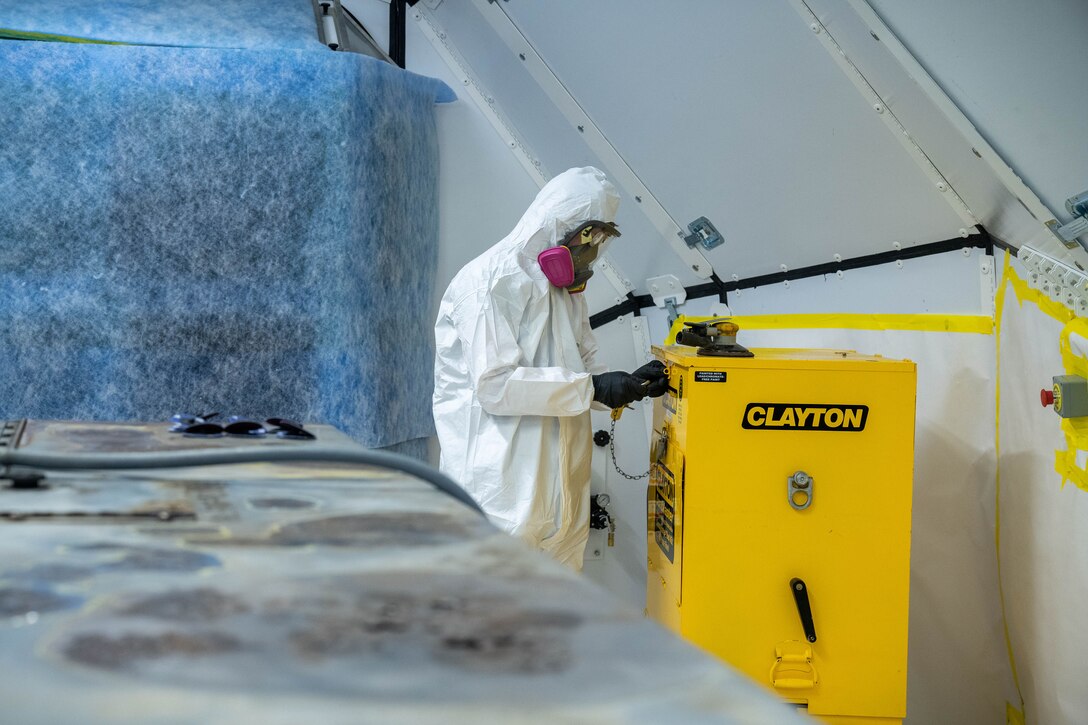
xmin=267 ymin=418 xmax=315 ymax=440
xmin=180 ymin=422 xmax=226 ymax=438
xmin=169 ymin=415 xmax=309 ymax=440
xmin=223 ymin=420 xmax=267 ymax=437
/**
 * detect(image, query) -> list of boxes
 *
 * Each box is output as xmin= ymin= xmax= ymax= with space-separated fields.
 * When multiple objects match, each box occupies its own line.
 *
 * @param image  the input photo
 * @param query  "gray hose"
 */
xmin=0 ymin=446 xmax=487 ymax=517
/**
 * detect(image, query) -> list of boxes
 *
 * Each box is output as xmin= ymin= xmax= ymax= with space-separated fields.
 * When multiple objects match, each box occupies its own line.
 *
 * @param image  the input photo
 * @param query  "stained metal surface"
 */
xmin=0 ymin=420 xmax=804 ymax=723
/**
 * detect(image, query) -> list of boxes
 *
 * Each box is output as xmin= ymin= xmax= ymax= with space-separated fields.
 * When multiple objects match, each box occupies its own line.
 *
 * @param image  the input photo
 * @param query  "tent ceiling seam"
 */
xmin=468 ymin=0 xmax=714 ymax=280
xmin=791 ymin=0 xmax=979 ymax=230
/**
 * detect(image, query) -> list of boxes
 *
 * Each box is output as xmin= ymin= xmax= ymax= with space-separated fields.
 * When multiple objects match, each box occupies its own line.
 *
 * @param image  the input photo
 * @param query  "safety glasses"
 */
xmin=562 ymin=220 xmax=621 ymax=249
xmin=169 ymin=414 xmax=315 ymax=440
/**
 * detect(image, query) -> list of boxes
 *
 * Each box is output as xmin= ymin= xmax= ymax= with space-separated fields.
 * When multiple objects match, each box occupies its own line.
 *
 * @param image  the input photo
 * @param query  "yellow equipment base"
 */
xmin=647 ymin=346 xmax=916 ymax=724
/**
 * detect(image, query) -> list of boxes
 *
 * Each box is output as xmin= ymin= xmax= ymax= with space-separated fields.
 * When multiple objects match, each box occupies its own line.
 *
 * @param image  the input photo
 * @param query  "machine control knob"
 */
xmin=1041 ymin=389 xmax=1055 ymax=407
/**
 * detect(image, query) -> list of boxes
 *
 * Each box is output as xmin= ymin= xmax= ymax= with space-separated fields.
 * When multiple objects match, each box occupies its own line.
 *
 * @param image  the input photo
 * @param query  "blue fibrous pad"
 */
xmin=0 ymin=0 xmax=323 ymax=49
xmin=0 ymin=40 xmax=454 ymax=447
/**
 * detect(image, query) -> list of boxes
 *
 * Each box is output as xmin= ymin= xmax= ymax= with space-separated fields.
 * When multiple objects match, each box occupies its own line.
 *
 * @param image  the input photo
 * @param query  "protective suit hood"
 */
xmin=503 ymin=166 xmax=620 ymax=277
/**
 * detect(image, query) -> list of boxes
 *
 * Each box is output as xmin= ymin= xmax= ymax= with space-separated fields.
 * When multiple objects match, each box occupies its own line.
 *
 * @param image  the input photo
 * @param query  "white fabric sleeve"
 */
xmin=576 ymin=317 xmax=608 ymax=375
xmin=455 ymin=295 xmax=594 ymax=417
xmin=573 ymin=302 xmax=611 ymax=411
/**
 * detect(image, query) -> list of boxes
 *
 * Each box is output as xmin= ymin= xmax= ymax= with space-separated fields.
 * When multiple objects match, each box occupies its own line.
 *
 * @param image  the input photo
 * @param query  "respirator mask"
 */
xmin=537 ymin=221 xmax=621 ymax=293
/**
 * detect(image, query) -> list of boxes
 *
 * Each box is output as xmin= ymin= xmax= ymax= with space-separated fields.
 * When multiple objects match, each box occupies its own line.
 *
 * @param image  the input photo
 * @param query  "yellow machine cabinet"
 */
xmin=647 ymin=345 xmax=917 ymax=724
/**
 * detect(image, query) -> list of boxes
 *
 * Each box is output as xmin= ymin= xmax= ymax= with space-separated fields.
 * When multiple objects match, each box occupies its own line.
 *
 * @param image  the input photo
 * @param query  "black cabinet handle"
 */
xmin=790 ymin=577 xmax=817 ymax=643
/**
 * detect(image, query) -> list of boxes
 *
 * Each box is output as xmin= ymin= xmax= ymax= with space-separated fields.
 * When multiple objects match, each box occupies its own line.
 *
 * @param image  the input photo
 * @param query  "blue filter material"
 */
xmin=0 ymin=40 xmax=455 ymax=447
xmin=0 ymin=0 xmax=323 ymax=49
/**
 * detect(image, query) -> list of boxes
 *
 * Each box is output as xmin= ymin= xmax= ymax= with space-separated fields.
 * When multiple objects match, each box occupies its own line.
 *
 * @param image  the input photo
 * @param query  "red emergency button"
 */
xmin=1041 ymin=389 xmax=1055 ymax=407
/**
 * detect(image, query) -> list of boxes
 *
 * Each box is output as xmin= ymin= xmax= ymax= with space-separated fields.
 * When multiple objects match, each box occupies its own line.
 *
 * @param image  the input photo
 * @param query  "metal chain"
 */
xmin=609 ymin=416 xmax=649 ymax=480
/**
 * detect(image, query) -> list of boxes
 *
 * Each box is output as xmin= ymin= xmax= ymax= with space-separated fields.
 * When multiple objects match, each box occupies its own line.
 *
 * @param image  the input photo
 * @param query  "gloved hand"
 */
xmin=631 ymin=360 xmax=669 ymax=398
xmin=592 ymin=371 xmax=649 ymax=409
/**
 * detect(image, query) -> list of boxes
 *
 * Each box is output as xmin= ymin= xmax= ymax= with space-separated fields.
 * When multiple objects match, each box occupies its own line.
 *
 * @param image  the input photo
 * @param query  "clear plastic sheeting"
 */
xmin=0 ymin=40 xmax=454 ymax=447
xmin=0 ymin=0 xmax=322 ymax=49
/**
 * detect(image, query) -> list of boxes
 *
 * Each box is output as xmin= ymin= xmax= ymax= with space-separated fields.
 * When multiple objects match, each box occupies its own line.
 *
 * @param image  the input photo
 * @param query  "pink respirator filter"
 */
xmin=538 ymin=246 xmax=575 ymax=288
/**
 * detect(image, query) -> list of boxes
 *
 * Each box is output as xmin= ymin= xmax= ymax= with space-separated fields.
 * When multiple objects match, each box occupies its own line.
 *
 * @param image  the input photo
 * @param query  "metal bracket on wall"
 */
xmin=681 ymin=216 xmax=724 ymax=252
xmin=313 ymin=0 xmax=347 ymax=50
xmin=1046 ymin=190 xmax=1088 ymax=248
xmin=647 ymin=275 xmax=688 ymax=328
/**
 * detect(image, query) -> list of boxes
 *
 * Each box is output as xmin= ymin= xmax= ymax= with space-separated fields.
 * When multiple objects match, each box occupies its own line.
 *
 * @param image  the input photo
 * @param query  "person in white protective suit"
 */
xmin=433 ymin=167 xmax=668 ymax=569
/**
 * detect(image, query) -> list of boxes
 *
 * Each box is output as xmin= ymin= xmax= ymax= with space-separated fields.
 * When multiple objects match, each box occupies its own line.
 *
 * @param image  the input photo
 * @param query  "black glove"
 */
xmin=631 ymin=360 xmax=668 ymax=398
xmin=592 ymin=371 xmax=648 ymax=409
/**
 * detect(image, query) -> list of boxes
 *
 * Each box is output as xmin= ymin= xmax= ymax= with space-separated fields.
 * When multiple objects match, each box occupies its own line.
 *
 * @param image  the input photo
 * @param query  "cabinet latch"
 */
xmin=770 ymin=640 xmax=818 ymax=690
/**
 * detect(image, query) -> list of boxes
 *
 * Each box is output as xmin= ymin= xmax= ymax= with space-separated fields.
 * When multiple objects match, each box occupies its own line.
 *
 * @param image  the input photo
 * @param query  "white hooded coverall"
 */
xmin=433 ymin=167 xmax=620 ymax=569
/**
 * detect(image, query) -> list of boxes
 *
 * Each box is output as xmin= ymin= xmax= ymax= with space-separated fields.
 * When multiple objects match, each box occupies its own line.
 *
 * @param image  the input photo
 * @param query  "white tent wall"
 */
xmin=342 ymin=1 xmax=1086 ymax=723
xmin=997 ymin=256 xmax=1088 ymax=725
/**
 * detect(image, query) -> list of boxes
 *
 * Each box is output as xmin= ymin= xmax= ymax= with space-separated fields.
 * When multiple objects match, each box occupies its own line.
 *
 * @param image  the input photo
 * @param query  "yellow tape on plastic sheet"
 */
xmin=665 ymin=312 xmax=993 ymax=345
xmin=994 ymin=252 xmax=1088 ymax=492
xmin=992 ymin=251 xmax=1029 ymax=722
xmin=991 ymin=249 xmax=1088 ymax=722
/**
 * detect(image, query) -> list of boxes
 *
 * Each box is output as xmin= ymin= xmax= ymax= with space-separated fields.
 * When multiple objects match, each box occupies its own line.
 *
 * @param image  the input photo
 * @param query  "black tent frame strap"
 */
xmin=389 ymin=0 xmax=419 ymax=69
xmin=589 ymin=228 xmax=1011 ymax=330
